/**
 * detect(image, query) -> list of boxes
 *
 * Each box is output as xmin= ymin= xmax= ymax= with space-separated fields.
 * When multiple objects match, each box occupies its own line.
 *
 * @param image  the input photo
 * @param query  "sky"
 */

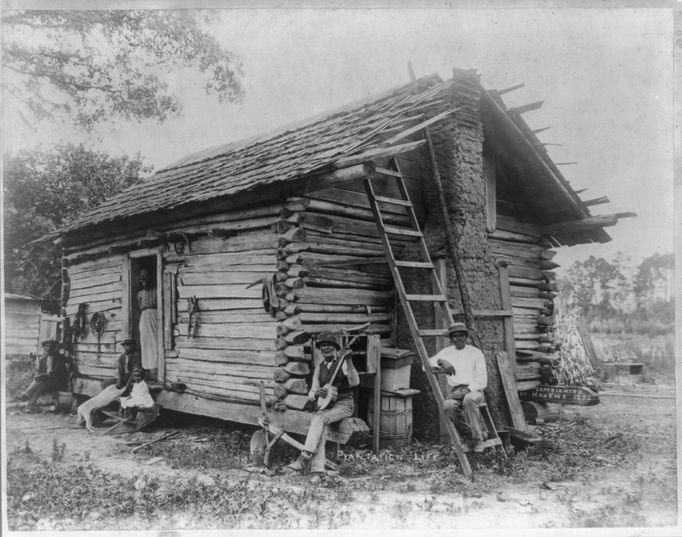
xmin=3 ymin=5 xmax=675 ymax=275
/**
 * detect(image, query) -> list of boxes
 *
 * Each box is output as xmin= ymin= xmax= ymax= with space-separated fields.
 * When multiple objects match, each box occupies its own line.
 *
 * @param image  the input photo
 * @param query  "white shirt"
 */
xmin=120 ymin=380 xmax=154 ymax=409
xmin=428 ymin=344 xmax=487 ymax=392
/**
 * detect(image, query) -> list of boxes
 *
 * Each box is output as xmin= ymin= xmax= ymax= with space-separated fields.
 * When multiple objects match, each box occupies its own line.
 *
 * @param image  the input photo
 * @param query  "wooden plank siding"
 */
xmin=68 ymin=254 xmax=125 ymax=377
xmin=4 ymin=298 xmax=42 ymax=355
xmin=163 ymin=210 xmax=281 ymax=405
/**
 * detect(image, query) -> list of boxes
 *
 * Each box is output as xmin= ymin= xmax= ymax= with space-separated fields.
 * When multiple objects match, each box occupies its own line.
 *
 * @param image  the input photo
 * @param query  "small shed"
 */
xmin=3 ymin=293 xmax=47 ymax=357
xmin=54 ymin=69 xmax=629 ymax=443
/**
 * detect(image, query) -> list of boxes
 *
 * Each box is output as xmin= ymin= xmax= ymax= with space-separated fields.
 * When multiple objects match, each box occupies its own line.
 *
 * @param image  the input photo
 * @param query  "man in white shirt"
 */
xmin=429 ymin=322 xmax=488 ymax=452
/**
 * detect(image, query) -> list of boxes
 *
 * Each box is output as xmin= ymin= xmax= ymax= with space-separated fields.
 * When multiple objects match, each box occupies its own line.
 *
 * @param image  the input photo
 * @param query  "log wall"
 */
xmin=268 ymin=177 xmax=402 ymax=409
xmin=487 ymin=213 xmax=559 ymax=390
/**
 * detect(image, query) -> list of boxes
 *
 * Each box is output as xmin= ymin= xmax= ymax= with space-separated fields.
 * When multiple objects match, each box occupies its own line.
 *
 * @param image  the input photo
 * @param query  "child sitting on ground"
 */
xmin=119 ymin=368 xmax=154 ymax=420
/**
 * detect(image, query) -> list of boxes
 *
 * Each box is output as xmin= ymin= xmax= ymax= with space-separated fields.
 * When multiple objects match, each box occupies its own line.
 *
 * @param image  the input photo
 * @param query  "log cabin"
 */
xmin=54 ymin=68 xmax=631 ymax=446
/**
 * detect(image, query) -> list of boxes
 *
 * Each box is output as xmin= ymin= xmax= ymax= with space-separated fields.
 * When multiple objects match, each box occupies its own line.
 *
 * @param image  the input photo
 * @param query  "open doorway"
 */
xmin=129 ymin=255 xmax=159 ymax=380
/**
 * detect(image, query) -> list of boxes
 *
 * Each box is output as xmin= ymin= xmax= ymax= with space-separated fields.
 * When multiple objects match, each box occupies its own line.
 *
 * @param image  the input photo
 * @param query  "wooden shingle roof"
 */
xmin=58 ymin=69 xmax=626 ymax=247
xmin=62 ymin=74 xmax=453 ymax=235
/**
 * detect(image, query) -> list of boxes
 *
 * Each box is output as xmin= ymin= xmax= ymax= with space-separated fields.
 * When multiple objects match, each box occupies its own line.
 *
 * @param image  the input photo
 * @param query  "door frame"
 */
xmin=122 ymin=247 xmax=165 ymax=382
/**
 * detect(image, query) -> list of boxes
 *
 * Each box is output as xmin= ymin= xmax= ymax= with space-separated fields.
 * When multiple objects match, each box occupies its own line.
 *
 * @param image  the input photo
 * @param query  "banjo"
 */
xmin=315 ymin=329 xmax=365 ymax=410
xmin=315 ymin=348 xmax=353 ymax=410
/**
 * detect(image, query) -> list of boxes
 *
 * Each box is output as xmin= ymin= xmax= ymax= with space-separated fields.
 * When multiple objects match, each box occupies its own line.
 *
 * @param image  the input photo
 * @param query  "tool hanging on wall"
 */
xmin=187 ymin=296 xmax=199 ymax=338
xmin=89 ymin=312 xmax=107 ymax=363
xmin=72 ymin=303 xmax=89 ymax=344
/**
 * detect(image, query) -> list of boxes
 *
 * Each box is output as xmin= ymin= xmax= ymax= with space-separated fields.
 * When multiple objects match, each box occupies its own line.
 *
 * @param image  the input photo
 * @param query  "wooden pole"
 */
xmin=423 ymin=127 xmax=481 ymax=347
xmin=497 ymin=262 xmax=516 ymax=373
xmin=60 ymin=253 xmax=72 ymax=366
xmin=496 ymin=83 xmax=525 ymax=96
xmin=373 ymin=359 xmax=381 ymax=454
xmin=496 ymin=352 xmax=529 ymax=432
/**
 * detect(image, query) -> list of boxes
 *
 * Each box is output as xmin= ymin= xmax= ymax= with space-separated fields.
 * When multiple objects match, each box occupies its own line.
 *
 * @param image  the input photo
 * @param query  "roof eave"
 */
xmin=480 ymin=90 xmax=613 ymax=246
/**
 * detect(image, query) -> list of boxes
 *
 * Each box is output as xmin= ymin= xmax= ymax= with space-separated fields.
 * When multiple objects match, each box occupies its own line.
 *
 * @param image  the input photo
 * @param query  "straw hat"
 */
xmin=447 ymin=322 xmax=468 ymax=336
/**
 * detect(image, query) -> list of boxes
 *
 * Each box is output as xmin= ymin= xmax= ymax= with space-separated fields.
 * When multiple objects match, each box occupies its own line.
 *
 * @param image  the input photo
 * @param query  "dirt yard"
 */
xmin=3 ymin=384 xmax=678 ymax=532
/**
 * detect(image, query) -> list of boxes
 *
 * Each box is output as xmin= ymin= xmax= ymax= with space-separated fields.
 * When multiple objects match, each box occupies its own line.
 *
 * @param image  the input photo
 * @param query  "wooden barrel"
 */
xmin=368 ymin=394 xmax=413 ymax=448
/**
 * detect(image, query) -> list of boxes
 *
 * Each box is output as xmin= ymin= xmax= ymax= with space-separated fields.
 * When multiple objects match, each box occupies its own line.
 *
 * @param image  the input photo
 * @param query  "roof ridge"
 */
xmin=160 ymin=73 xmax=443 ymax=173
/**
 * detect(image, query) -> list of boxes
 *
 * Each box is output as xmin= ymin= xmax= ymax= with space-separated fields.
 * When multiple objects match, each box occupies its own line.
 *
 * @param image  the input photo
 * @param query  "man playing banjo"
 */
xmin=288 ymin=331 xmax=360 ymax=475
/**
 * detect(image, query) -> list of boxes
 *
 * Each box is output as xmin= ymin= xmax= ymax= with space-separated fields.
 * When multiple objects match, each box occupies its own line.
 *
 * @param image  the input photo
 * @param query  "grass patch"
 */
xmin=142 ymin=428 xmax=252 ymax=470
xmin=6 ymin=450 xmax=359 ymax=531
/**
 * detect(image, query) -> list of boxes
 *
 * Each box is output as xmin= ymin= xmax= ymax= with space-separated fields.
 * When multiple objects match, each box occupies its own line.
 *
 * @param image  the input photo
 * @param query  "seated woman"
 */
xmin=119 ymin=368 xmax=154 ymax=420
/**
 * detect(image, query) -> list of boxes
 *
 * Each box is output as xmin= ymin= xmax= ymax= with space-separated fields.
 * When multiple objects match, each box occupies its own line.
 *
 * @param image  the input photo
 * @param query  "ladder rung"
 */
xmin=373 ymin=195 xmax=413 ymax=207
xmin=418 ymin=329 xmax=449 ymax=337
xmin=394 ymin=261 xmax=434 ymax=269
xmin=374 ymin=167 xmax=403 ymax=178
xmin=384 ymin=226 xmax=422 ymax=237
xmin=405 ymin=294 xmax=447 ymax=302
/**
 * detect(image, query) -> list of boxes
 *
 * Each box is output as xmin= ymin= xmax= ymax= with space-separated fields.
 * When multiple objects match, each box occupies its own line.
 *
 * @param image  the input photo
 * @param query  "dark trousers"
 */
xmin=24 ymin=377 xmax=62 ymax=407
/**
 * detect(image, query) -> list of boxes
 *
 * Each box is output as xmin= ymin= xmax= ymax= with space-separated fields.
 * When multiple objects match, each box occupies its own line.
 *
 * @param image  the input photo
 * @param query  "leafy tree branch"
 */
xmin=3 ymin=10 xmax=243 ymax=130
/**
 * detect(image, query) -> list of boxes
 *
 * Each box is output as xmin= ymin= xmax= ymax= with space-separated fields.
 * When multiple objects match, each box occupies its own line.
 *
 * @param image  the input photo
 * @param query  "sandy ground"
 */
xmin=3 ymin=386 xmax=678 ymax=531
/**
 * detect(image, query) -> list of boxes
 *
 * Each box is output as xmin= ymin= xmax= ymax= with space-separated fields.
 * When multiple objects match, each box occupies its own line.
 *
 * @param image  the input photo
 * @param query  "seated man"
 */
xmin=20 ymin=339 xmax=69 ymax=412
xmin=288 ymin=332 xmax=359 ymax=475
xmin=429 ymin=322 xmax=489 ymax=452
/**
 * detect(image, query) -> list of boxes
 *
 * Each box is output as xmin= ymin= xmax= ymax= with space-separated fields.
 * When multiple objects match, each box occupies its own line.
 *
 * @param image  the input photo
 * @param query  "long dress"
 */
xmin=137 ymin=289 xmax=158 ymax=370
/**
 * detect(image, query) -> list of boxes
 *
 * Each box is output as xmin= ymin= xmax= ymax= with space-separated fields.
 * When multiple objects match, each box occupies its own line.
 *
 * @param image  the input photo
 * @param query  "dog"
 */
xmin=76 ymin=384 xmax=126 ymax=432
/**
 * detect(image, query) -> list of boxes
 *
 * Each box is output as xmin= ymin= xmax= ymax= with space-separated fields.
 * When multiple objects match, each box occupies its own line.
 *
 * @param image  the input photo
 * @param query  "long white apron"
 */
xmin=139 ymin=308 xmax=158 ymax=370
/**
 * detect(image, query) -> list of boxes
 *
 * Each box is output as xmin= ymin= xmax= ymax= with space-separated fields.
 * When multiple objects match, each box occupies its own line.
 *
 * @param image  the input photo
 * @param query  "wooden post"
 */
xmin=497 ymin=262 xmax=516 ymax=374
xmin=60 ymin=254 xmax=71 ymax=364
xmin=156 ymin=251 xmax=165 ymax=384
xmin=436 ymin=370 xmax=449 ymax=443
xmin=483 ymin=151 xmax=496 ymax=232
xmin=367 ymin=333 xmax=382 ymax=454
xmin=432 ymin=257 xmax=449 ymax=352
xmin=121 ymin=254 xmax=131 ymax=341
xmin=163 ymin=272 xmax=175 ymax=350
xmin=495 ymin=351 xmax=528 ymax=432
xmin=372 ymin=365 xmax=382 ymax=454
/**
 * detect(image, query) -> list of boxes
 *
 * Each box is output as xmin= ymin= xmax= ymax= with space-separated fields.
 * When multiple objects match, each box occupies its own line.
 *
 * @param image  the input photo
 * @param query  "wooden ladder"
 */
xmin=363 ymin=159 xmax=473 ymax=478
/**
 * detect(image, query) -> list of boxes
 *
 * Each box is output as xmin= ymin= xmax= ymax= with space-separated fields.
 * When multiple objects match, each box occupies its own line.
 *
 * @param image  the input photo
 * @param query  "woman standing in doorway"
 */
xmin=137 ymin=269 xmax=158 ymax=381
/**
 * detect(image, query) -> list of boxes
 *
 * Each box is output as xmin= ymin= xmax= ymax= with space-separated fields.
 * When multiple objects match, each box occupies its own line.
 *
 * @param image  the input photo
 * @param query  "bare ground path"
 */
xmin=3 ymin=386 xmax=678 ymax=531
